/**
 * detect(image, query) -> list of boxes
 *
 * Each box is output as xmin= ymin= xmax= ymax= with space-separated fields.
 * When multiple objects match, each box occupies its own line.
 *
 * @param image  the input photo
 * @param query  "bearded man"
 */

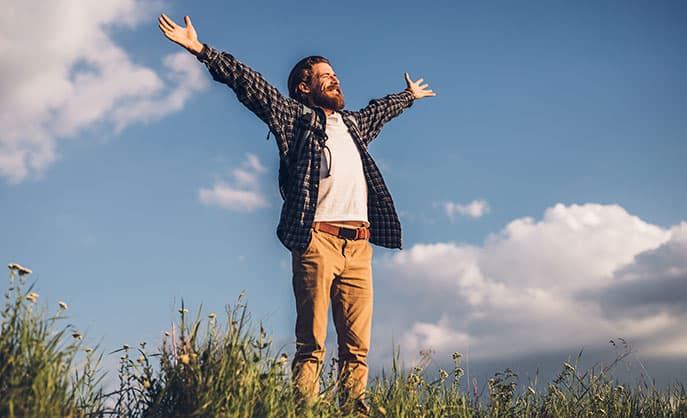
xmin=159 ymin=13 xmax=435 ymax=413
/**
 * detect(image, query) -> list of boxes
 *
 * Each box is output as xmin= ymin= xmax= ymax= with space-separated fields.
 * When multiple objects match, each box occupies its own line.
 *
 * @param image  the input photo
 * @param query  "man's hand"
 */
xmin=404 ymin=72 xmax=436 ymax=99
xmin=158 ymin=14 xmax=203 ymax=55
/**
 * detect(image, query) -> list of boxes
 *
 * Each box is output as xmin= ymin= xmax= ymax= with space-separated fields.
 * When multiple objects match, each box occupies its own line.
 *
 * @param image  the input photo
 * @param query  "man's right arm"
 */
xmin=158 ymin=14 xmax=298 ymax=143
xmin=195 ymin=45 xmax=299 ymax=132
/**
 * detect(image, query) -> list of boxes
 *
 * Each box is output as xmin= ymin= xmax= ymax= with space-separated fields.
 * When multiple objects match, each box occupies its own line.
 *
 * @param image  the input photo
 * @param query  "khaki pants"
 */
xmin=291 ymin=228 xmax=373 ymax=403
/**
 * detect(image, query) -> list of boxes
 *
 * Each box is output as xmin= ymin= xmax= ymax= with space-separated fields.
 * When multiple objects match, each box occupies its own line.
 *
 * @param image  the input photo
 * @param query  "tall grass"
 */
xmin=2 ymin=264 xmax=686 ymax=417
xmin=1 ymin=264 xmax=105 ymax=417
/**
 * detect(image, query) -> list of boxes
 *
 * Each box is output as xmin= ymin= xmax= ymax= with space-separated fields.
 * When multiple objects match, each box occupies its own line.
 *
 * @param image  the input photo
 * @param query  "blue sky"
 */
xmin=2 ymin=0 xmax=686 ymax=387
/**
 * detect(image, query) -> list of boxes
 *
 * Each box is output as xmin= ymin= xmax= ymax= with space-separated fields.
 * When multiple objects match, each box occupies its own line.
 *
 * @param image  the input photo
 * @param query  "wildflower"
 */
xmin=26 ymin=292 xmax=39 ymax=302
xmin=563 ymin=362 xmax=575 ymax=372
xmin=439 ymin=369 xmax=449 ymax=380
xmin=616 ymin=385 xmax=625 ymax=392
xmin=84 ymin=347 xmax=93 ymax=353
xmin=208 ymin=313 xmax=217 ymax=319
xmin=178 ymin=308 xmax=189 ymax=314
xmin=277 ymin=353 xmax=288 ymax=365
xmin=179 ymin=354 xmax=190 ymax=364
xmin=8 ymin=263 xmax=32 ymax=276
xmin=140 ymin=342 xmax=146 ymax=349
xmin=58 ymin=301 xmax=68 ymax=310
xmin=143 ymin=380 xmax=151 ymax=389
xmin=72 ymin=332 xmax=83 ymax=340
xmin=408 ymin=373 xmax=420 ymax=385
xmin=527 ymin=386 xmax=536 ymax=395
xmin=452 ymin=352 xmax=462 ymax=360
xmin=164 ymin=331 xmax=171 ymax=337
xmin=120 ymin=355 xmax=127 ymax=361
xmin=137 ymin=355 xmax=145 ymax=364
xmin=123 ymin=344 xmax=131 ymax=350
xmin=377 ymin=406 xmax=387 ymax=415
xmin=455 ymin=367 xmax=464 ymax=378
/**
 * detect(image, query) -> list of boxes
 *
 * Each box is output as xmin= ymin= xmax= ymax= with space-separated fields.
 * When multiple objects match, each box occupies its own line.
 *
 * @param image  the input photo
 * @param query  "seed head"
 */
xmin=72 ymin=332 xmax=83 ymax=340
xmin=563 ymin=362 xmax=575 ymax=372
xmin=26 ymin=292 xmax=39 ymax=302
xmin=439 ymin=369 xmax=449 ymax=380
xmin=143 ymin=380 xmax=151 ymax=389
xmin=408 ymin=373 xmax=420 ymax=385
xmin=123 ymin=344 xmax=131 ymax=350
xmin=208 ymin=313 xmax=217 ymax=319
xmin=178 ymin=308 xmax=189 ymax=314
xmin=137 ymin=355 xmax=145 ymax=364
xmin=527 ymin=386 xmax=536 ymax=395
xmin=58 ymin=301 xmax=68 ymax=310
xmin=179 ymin=354 xmax=190 ymax=364
xmin=377 ymin=406 xmax=387 ymax=415
xmin=8 ymin=263 xmax=32 ymax=276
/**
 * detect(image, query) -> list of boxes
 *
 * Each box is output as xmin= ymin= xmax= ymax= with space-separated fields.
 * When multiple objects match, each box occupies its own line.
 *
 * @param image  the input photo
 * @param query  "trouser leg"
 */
xmin=331 ymin=238 xmax=373 ymax=404
xmin=291 ymin=230 xmax=342 ymax=400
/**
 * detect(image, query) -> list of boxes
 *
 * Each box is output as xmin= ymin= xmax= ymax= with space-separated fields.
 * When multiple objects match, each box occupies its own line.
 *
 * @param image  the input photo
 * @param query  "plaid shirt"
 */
xmin=197 ymin=45 xmax=414 ymax=251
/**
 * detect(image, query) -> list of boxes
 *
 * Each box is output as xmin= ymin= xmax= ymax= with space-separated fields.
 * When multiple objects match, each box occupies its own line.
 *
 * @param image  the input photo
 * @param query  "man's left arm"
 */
xmin=355 ymin=73 xmax=436 ymax=144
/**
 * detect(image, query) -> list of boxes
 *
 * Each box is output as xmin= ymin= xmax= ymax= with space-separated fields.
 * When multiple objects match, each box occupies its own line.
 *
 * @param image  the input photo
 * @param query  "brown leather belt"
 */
xmin=313 ymin=222 xmax=370 ymax=240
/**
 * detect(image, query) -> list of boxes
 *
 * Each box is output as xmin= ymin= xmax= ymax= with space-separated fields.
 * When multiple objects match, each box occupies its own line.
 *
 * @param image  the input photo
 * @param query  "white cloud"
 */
xmin=198 ymin=154 xmax=269 ymax=212
xmin=0 ymin=0 xmax=208 ymax=184
xmin=374 ymin=203 xmax=685 ymax=363
xmin=444 ymin=199 xmax=490 ymax=220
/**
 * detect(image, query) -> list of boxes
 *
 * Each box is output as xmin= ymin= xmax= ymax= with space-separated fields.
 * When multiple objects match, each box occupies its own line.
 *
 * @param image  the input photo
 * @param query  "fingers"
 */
xmin=404 ymin=72 xmax=411 ymax=83
xmin=160 ymin=13 xmax=178 ymax=30
xmin=184 ymin=15 xmax=193 ymax=28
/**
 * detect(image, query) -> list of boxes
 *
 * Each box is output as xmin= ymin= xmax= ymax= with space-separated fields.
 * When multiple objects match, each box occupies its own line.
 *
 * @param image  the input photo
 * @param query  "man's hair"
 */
xmin=287 ymin=56 xmax=330 ymax=104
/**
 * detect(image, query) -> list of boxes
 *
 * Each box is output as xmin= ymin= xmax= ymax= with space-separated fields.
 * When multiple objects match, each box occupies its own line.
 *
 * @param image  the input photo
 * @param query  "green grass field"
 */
xmin=2 ymin=264 xmax=685 ymax=417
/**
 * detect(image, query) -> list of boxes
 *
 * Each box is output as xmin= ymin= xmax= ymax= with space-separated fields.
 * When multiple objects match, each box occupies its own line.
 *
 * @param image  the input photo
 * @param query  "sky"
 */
xmin=1 ymin=0 xmax=686 ymax=389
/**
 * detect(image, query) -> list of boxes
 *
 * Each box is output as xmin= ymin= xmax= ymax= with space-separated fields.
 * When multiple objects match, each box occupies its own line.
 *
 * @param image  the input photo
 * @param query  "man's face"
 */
xmin=306 ymin=62 xmax=345 ymax=111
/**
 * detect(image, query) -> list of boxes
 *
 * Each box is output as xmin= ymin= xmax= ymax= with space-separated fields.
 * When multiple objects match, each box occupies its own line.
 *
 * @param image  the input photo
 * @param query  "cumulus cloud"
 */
xmin=198 ymin=154 xmax=269 ymax=212
xmin=373 ymin=203 xmax=685 ymax=363
xmin=0 ymin=0 xmax=208 ymax=183
xmin=444 ymin=199 xmax=490 ymax=220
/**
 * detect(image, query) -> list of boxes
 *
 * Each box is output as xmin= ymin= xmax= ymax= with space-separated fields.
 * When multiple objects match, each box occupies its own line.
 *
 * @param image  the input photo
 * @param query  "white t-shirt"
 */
xmin=313 ymin=112 xmax=368 ymax=223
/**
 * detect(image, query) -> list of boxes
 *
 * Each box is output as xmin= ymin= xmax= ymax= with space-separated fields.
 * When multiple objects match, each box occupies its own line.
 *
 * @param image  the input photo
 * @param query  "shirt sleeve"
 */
xmin=196 ymin=45 xmax=299 ymax=153
xmin=353 ymin=90 xmax=415 ymax=144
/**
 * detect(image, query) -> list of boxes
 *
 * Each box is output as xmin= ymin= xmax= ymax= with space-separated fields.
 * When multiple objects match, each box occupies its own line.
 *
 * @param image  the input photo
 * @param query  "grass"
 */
xmin=2 ymin=264 xmax=686 ymax=417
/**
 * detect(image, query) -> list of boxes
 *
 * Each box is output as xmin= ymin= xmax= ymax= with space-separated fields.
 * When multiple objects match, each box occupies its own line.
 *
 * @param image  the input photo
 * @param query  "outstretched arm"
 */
xmin=355 ymin=73 xmax=436 ymax=144
xmin=158 ymin=14 xmax=203 ymax=55
xmin=157 ymin=13 xmax=299 ymax=157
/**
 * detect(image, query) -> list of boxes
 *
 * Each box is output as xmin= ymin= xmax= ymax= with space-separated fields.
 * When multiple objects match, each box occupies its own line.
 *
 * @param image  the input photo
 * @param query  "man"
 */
xmin=159 ymin=13 xmax=435 ymax=412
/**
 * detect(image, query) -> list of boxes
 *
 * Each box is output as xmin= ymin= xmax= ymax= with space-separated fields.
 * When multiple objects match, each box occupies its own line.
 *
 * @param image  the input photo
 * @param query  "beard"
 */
xmin=310 ymin=85 xmax=345 ymax=111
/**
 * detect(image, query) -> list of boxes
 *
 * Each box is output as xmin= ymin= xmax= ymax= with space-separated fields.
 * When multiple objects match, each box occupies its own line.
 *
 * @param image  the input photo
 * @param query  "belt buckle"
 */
xmin=338 ymin=227 xmax=358 ymax=240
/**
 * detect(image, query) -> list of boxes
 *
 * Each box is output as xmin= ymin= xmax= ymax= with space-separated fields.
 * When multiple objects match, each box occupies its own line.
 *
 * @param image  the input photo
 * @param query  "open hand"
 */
xmin=158 ymin=14 xmax=203 ymax=55
xmin=404 ymin=72 xmax=436 ymax=99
